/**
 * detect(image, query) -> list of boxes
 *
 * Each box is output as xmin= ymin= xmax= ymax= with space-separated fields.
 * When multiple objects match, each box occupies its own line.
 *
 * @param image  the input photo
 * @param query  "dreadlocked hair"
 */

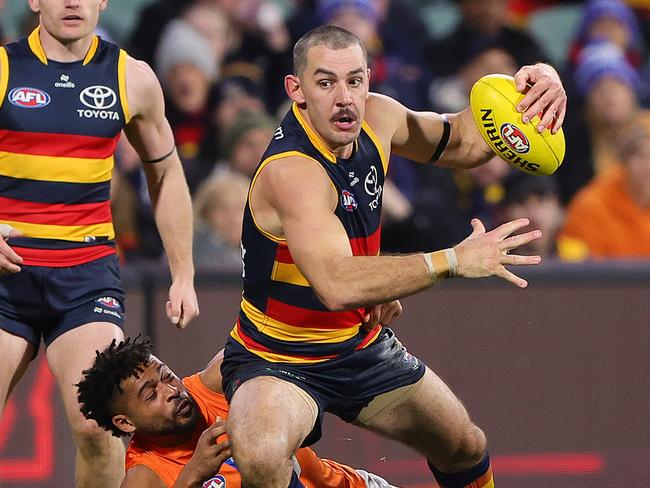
xmin=76 ymin=335 xmax=153 ymax=437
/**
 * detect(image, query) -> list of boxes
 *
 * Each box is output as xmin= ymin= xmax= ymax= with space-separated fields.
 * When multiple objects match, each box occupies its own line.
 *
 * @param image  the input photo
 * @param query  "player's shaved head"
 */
xmin=293 ymin=25 xmax=367 ymax=76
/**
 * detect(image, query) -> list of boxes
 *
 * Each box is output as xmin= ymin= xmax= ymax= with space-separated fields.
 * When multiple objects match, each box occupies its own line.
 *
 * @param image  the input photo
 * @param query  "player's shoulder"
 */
xmin=365 ymin=92 xmax=405 ymax=134
xmin=122 ymin=464 xmax=166 ymax=488
xmin=124 ymin=55 xmax=159 ymax=91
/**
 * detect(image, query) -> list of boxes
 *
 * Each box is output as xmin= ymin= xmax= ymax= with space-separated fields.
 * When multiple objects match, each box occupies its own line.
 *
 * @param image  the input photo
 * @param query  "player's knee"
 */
xmin=233 ymin=433 xmax=293 ymax=483
xmin=439 ymin=424 xmax=487 ymax=471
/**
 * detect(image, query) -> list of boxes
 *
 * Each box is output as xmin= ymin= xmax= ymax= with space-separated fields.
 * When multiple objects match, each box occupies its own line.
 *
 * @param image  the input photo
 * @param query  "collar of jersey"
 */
xmin=28 ymin=26 xmax=99 ymax=66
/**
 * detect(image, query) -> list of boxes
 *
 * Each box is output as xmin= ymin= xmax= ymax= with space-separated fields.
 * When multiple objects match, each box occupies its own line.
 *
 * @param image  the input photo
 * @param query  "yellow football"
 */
xmin=469 ymin=74 xmax=565 ymax=176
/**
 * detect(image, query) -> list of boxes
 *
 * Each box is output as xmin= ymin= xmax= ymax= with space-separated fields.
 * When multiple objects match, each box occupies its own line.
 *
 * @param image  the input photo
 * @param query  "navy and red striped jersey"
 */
xmin=0 ymin=27 xmax=129 ymax=266
xmin=232 ymin=103 xmax=389 ymax=363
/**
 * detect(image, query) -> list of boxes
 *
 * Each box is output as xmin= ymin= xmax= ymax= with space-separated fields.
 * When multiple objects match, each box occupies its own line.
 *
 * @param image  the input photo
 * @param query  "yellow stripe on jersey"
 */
xmin=271 ymin=261 xmax=310 ymax=287
xmin=0 ymin=47 xmax=8 ymax=110
xmin=83 ymin=36 xmax=99 ymax=66
xmin=241 ymin=298 xmax=361 ymax=343
xmin=362 ymin=120 xmax=389 ymax=175
xmin=1 ymin=219 xmax=115 ymax=242
xmin=0 ymin=152 xmax=113 ymax=183
xmin=28 ymin=27 xmax=48 ymax=65
xmin=229 ymin=327 xmax=331 ymax=364
xmin=292 ymin=103 xmax=337 ymax=163
xmin=118 ymin=49 xmax=131 ymax=122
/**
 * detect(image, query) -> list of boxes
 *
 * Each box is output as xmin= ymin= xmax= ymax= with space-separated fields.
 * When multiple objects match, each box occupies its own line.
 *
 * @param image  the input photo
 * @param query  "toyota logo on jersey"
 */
xmin=80 ymin=85 xmax=117 ymax=110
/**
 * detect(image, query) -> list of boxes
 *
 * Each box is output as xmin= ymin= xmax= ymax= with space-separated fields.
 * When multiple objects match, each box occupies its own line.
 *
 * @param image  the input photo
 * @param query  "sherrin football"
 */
xmin=469 ymin=74 xmax=565 ymax=176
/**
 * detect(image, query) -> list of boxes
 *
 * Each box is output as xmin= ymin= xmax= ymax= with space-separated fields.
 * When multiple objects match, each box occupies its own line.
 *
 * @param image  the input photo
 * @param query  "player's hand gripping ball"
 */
xmin=470 ymin=74 xmax=565 ymax=176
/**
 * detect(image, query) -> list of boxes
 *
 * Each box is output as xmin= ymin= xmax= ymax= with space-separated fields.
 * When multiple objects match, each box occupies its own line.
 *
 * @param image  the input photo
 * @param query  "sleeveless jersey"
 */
xmin=0 ymin=27 xmax=129 ymax=267
xmin=231 ymin=103 xmax=389 ymax=363
xmin=126 ymin=373 xmax=367 ymax=488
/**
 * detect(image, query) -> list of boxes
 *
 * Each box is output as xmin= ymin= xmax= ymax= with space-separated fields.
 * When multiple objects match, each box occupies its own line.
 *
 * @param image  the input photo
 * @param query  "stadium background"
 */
xmin=1 ymin=1 xmax=649 ymax=487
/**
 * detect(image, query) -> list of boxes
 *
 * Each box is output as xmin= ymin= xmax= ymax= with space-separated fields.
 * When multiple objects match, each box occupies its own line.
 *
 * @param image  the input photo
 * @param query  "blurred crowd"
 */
xmin=2 ymin=0 xmax=649 ymax=270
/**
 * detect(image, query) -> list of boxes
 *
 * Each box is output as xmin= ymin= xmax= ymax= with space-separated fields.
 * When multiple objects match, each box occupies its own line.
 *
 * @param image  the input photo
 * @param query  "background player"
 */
xmin=77 ymin=335 xmax=397 ymax=488
xmin=0 ymin=1 xmax=198 ymax=486
xmin=221 ymin=26 xmax=567 ymax=488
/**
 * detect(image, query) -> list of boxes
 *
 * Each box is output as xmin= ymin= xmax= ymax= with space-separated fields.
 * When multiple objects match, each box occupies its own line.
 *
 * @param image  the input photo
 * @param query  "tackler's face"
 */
xmin=111 ymin=357 xmax=200 ymax=438
xmin=30 ymin=0 xmax=107 ymax=43
xmin=290 ymin=44 xmax=370 ymax=152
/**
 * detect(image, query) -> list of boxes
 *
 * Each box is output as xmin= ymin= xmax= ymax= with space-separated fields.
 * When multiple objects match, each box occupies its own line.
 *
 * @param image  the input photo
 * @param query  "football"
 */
xmin=469 ymin=74 xmax=565 ymax=176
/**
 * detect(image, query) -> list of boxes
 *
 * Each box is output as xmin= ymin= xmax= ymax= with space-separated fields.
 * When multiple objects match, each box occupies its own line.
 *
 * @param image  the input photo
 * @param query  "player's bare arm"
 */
xmin=254 ymin=156 xmax=540 ymax=311
xmin=121 ymin=465 xmax=166 ymax=488
xmin=123 ymin=56 xmax=199 ymax=328
xmin=365 ymin=63 xmax=566 ymax=169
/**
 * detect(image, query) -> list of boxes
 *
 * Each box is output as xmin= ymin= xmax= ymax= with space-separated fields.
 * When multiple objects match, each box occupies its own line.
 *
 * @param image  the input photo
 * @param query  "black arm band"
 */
xmin=429 ymin=113 xmax=450 ymax=162
xmin=142 ymin=147 xmax=175 ymax=164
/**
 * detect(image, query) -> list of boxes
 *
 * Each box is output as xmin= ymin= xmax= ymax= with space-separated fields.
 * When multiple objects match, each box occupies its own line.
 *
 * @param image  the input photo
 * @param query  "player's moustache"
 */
xmin=331 ymin=109 xmax=357 ymax=122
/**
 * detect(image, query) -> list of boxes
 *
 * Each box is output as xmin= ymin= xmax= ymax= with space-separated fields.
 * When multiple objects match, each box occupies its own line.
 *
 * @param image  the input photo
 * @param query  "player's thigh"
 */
xmin=227 ymin=376 xmax=317 ymax=459
xmin=46 ymin=322 xmax=124 ymax=435
xmin=0 ymin=328 xmax=36 ymax=409
xmin=357 ymin=367 xmax=476 ymax=457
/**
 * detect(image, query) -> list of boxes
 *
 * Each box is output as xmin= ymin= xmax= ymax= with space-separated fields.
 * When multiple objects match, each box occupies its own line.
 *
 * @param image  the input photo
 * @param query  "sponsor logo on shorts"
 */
xmin=500 ymin=123 xmax=530 ymax=153
xmin=97 ymin=297 xmax=121 ymax=309
xmin=340 ymin=190 xmax=357 ymax=212
xmin=202 ymin=474 xmax=226 ymax=488
xmin=93 ymin=297 xmax=122 ymax=319
xmin=8 ymin=87 xmax=51 ymax=108
xmin=479 ymin=109 xmax=540 ymax=173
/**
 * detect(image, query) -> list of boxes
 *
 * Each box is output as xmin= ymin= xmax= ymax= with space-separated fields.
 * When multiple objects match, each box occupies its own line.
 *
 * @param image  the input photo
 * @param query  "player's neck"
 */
xmin=37 ymin=25 xmax=94 ymax=63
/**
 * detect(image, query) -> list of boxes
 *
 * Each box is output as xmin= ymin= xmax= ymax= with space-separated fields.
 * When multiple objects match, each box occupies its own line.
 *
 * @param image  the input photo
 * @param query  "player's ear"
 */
xmin=285 ymin=74 xmax=305 ymax=105
xmin=99 ymin=0 xmax=109 ymax=12
xmin=28 ymin=0 xmax=40 ymax=13
xmin=113 ymin=415 xmax=136 ymax=434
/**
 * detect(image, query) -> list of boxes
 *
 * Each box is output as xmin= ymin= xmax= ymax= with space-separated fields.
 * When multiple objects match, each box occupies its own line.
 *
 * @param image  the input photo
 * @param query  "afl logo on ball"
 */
xmin=202 ymin=475 xmax=226 ymax=488
xmin=8 ymin=87 xmax=51 ymax=108
xmin=500 ymin=123 xmax=530 ymax=153
xmin=340 ymin=190 xmax=357 ymax=212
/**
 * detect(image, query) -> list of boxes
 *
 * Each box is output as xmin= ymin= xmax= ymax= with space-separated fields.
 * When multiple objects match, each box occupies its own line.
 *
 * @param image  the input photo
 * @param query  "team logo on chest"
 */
xmin=340 ymin=190 xmax=358 ymax=212
xmin=202 ymin=475 xmax=226 ymax=487
xmin=77 ymin=85 xmax=120 ymax=120
xmin=8 ymin=87 xmax=51 ymax=108
xmin=364 ymin=165 xmax=383 ymax=211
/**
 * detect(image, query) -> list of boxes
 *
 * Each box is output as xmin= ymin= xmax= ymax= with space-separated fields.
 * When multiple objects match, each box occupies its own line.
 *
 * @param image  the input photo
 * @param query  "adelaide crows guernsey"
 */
xmin=231 ymin=103 xmax=389 ymax=363
xmin=0 ymin=27 xmax=129 ymax=266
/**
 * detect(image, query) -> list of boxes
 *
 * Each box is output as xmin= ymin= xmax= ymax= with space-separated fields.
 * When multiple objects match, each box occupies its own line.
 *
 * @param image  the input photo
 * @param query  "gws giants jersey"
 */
xmin=0 ymin=27 xmax=129 ymax=266
xmin=232 ymin=103 xmax=389 ymax=363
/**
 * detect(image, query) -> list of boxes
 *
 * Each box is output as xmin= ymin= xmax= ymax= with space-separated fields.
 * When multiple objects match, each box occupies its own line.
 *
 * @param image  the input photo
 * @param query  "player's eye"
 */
xmin=147 ymin=389 xmax=156 ymax=401
xmin=318 ymin=80 xmax=332 ymax=88
xmin=349 ymin=78 xmax=362 ymax=87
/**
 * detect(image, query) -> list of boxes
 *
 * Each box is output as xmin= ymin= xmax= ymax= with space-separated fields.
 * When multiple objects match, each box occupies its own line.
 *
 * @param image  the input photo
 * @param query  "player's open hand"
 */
xmin=0 ymin=224 xmax=23 ymax=275
xmin=453 ymin=218 xmax=542 ymax=288
xmin=514 ymin=63 xmax=566 ymax=134
xmin=166 ymin=280 xmax=199 ymax=328
xmin=362 ymin=300 xmax=403 ymax=332
xmin=183 ymin=417 xmax=231 ymax=483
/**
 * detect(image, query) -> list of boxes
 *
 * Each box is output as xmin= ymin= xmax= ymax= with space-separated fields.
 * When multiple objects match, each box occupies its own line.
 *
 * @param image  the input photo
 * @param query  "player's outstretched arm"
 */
xmin=255 ymin=157 xmax=542 ymax=311
xmin=123 ymin=56 xmax=198 ymax=329
xmin=367 ymin=63 xmax=566 ymax=170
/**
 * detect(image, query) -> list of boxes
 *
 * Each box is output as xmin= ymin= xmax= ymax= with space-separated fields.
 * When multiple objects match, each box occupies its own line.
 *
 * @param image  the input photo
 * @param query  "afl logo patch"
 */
xmin=202 ymin=475 xmax=226 ymax=488
xmin=97 ymin=297 xmax=121 ymax=309
xmin=80 ymin=85 xmax=117 ymax=110
xmin=340 ymin=190 xmax=357 ymax=212
xmin=500 ymin=123 xmax=530 ymax=154
xmin=8 ymin=87 xmax=51 ymax=108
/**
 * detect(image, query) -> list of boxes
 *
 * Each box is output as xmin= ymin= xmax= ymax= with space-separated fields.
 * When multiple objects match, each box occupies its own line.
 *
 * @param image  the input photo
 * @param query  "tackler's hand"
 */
xmin=514 ymin=64 xmax=566 ymax=134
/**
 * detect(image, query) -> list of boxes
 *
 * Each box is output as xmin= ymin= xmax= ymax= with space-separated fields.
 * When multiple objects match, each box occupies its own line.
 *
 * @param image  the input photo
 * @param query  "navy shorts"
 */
xmin=221 ymin=327 xmax=425 ymax=446
xmin=0 ymin=254 xmax=125 ymax=352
